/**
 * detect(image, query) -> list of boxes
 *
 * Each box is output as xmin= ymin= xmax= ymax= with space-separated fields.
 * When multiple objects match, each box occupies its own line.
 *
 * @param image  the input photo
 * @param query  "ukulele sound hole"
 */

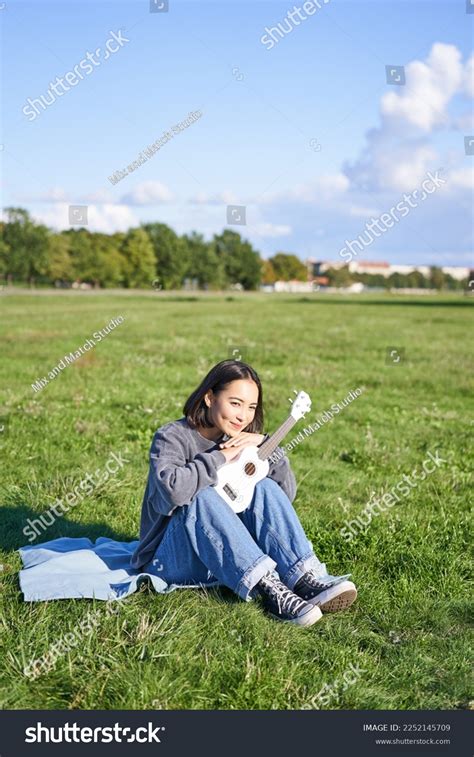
xmin=244 ymin=462 xmax=256 ymax=476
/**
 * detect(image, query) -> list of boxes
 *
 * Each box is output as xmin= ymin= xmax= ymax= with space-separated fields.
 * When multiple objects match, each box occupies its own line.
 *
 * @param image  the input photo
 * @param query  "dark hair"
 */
xmin=183 ymin=360 xmax=264 ymax=433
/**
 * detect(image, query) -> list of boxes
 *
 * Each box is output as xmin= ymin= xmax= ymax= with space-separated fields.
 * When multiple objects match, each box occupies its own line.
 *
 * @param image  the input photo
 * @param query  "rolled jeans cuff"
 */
xmin=236 ymin=554 xmax=277 ymax=602
xmin=282 ymin=552 xmax=325 ymax=591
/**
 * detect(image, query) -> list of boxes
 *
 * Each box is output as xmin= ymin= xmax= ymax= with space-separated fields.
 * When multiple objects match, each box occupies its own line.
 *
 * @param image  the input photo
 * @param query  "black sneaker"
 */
xmin=254 ymin=571 xmax=322 ymax=626
xmin=293 ymin=572 xmax=357 ymax=613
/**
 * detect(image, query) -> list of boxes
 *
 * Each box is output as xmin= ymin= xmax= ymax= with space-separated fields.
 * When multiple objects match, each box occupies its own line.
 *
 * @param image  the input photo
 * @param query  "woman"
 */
xmin=130 ymin=360 xmax=357 ymax=627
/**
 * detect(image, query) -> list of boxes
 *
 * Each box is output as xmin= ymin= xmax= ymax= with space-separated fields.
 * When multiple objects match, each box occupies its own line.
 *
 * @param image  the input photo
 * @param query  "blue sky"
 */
xmin=1 ymin=0 xmax=473 ymax=266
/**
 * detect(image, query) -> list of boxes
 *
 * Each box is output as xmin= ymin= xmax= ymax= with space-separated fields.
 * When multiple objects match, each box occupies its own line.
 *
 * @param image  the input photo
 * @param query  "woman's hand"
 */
xmin=219 ymin=432 xmax=266 ymax=451
xmin=218 ymin=445 xmax=245 ymax=463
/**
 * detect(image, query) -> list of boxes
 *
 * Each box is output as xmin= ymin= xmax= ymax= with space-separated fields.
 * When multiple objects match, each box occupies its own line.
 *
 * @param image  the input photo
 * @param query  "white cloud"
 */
xmin=344 ymin=131 xmax=440 ymax=194
xmin=379 ymin=144 xmax=438 ymax=192
xmin=462 ymin=52 xmax=474 ymax=98
xmin=445 ymin=166 xmax=474 ymax=190
xmin=30 ymin=203 xmax=70 ymax=229
xmin=31 ymin=203 xmax=140 ymax=233
xmin=89 ymin=204 xmax=139 ymax=233
xmin=120 ymin=180 xmax=175 ymax=206
xmin=259 ymin=172 xmax=349 ymax=205
xmin=21 ymin=186 xmax=115 ymax=205
xmin=190 ymin=191 xmax=211 ymax=205
xmin=188 ymin=190 xmax=240 ymax=205
xmin=348 ymin=205 xmax=381 ymax=218
xmin=83 ymin=188 xmax=115 ymax=203
xmin=314 ymin=173 xmax=350 ymax=196
xmin=251 ymin=222 xmax=292 ymax=238
xmin=344 ymin=43 xmax=473 ymax=193
xmin=452 ymin=111 xmax=474 ymax=131
xmin=26 ymin=187 xmax=69 ymax=203
xmin=381 ymin=43 xmax=464 ymax=132
xmin=219 ymin=190 xmax=240 ymax=205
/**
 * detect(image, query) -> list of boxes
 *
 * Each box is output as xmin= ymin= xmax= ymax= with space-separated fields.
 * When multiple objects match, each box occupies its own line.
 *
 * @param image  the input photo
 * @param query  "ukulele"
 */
xmin=213 ymin=390 xmax=311 ymax=513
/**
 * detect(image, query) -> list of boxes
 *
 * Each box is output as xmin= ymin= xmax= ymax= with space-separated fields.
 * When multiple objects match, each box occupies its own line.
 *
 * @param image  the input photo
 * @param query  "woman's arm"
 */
xmin=149 ymin=427 xmax=227 ymax=514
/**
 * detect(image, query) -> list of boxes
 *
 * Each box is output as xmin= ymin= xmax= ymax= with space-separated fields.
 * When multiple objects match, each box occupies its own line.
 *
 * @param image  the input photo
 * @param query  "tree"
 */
xmin=63 ymin=228 xmax=99 ymax=285
xmin=261 ymin=258 xmax=277 ymax=285
xmin=429 ymin=266 xmax=445 ymax=290
xmin=182 ymin=232 xmax=225 ymax=290
xmin=120 ymin=228 xmax=156 ymax=288
xmin=269 ymin=253 xmax=307 ymax=281
xmin=141 ymin=222 xmax=190 ymax=290
xmin=212 ymin=230 xmax=261 ymax=290
xmin=387 ymin=272 xmax=405 ymax=289
xmin=2 ymin=208 xmax=50 ymax=285
xmin=406 ymin=270 xmax=425 ymax=288
xmin=91 ymin=232 xmax=126 ymax=287
xmin=444 ymin=273 xmax=464 ymax=291
xmin=46 ymin=233 xmax=74 ymax=283
xmin=0 ymin=223 xmax=10 ymax=282
xmin=325 ymin=266 xmax=352 ymax=287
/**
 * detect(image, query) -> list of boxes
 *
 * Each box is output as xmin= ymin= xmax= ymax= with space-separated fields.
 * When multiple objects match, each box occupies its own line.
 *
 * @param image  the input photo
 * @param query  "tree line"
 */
xmin=0 ymin=208 xmax=307 ymax=290
xmin=323 ymin=265 xmax=468 ymax=291
xmin=0 ymin=208 xmax=467 ymax=290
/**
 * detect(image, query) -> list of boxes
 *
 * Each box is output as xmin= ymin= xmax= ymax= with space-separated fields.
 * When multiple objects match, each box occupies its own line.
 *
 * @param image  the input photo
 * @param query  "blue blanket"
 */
xmin=17 ymin=536 xmax=216 ymax=602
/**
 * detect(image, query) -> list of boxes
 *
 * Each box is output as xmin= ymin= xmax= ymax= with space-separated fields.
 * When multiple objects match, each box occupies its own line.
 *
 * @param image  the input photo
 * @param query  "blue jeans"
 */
xmin=145 ymin=477 xmax=325 ymax=602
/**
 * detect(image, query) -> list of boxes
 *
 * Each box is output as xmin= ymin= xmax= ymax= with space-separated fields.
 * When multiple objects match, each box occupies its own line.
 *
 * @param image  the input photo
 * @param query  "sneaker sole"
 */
xmin=268 ymin=603 xmax=323 ymax=627
xmin=310 ymin=581 xmax=357 ymax=613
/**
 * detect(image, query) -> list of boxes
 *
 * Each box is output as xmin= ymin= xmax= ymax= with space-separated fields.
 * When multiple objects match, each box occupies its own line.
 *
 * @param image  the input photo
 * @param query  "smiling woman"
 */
xmin=130 ymin=359 xmax=356 ymax=626
xmin=184 ymin=359 xmax=264 ymax=440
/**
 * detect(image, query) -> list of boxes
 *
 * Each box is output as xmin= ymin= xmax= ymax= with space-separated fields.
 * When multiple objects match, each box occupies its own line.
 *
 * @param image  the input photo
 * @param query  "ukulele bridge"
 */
xmin=223 ymin=483 xmax=238 ymax=501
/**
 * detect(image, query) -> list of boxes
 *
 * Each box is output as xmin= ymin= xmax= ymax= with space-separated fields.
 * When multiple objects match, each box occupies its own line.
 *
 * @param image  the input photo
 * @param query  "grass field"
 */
xmin=0 ymin=291 xmax=472 ymax=710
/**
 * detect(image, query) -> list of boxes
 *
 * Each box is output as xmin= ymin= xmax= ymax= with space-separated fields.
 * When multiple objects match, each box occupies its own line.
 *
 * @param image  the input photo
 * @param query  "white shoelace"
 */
xmin=260 ymin=575 xmax=306 ymax=616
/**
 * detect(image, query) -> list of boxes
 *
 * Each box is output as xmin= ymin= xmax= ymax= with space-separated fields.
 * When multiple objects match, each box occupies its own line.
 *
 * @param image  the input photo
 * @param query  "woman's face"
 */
xmin=205 ymin=379 xmax=259 ymax=437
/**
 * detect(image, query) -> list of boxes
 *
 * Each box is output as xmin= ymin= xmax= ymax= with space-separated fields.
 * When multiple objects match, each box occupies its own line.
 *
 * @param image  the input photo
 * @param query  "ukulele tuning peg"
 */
xmin=288 ymin=397 xmax=293 ymax=403
xmin=293 ymin=389 xmax=298 ymax=395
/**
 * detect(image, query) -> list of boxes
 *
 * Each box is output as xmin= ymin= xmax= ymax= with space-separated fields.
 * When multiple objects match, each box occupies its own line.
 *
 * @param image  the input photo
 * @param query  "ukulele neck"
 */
xmin=257 ymin=415 xmax=297 ymax=461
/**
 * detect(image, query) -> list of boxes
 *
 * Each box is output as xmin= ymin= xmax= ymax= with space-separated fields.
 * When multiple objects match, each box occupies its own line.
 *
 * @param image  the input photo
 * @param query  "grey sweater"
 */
xmin=130 ymin=417 xmax=297 ymax=570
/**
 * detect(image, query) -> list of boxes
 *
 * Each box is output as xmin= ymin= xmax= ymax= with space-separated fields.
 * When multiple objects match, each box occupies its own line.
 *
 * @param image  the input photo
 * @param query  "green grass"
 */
xmin=0 ymin=291 xmax=472 ymax=710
